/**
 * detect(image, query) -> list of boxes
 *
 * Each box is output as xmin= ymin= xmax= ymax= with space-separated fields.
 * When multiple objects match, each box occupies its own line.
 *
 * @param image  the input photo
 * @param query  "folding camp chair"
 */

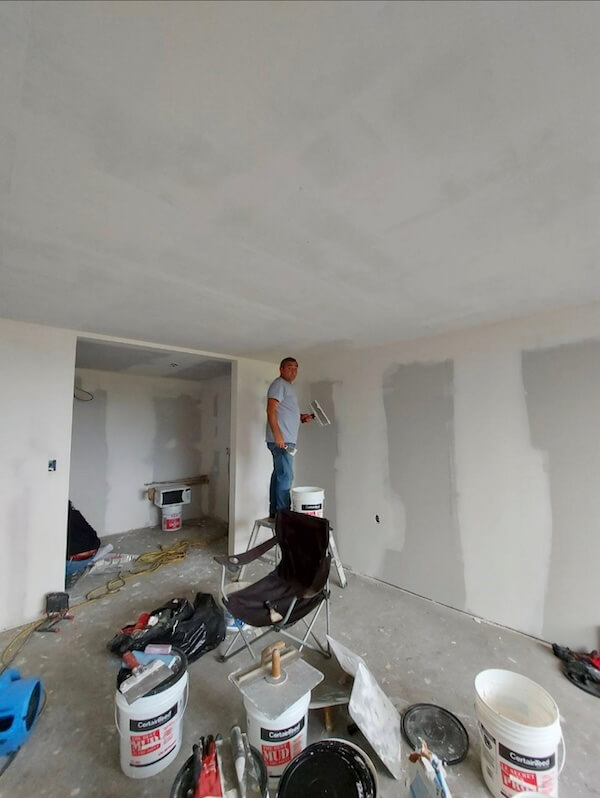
xmin=214 ymin=509 xmax=331 ymax=662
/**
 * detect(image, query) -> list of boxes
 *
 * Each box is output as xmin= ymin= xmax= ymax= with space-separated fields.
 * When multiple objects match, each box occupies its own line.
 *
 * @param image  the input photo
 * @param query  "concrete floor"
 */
xmin=0 ymin=520 xmax=597 ymax=797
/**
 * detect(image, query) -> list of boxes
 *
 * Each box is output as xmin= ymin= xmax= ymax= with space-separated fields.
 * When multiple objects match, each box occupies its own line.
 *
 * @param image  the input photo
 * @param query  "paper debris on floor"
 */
xmin=89 ymin=553 xmax=137 ymax=574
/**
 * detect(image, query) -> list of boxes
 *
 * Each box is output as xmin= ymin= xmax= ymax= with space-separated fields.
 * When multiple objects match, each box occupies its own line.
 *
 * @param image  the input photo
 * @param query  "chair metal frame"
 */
xmin=215 ymin=526 xmax=331 ymax=662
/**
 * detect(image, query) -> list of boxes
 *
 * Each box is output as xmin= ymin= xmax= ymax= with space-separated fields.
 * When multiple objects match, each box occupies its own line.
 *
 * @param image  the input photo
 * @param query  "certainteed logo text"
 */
xmin=261 ymin=716 xmax=305 ymax=742
xmin=130 ymin=703 xmax=178 ymax=732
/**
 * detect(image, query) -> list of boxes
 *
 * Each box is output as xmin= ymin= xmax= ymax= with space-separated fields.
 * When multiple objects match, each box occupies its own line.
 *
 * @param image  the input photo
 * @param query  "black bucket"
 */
xmin=170 ymin=745 xmax=268 ymax=798
xmin=277 ymin=739 xmax=377 ymax=798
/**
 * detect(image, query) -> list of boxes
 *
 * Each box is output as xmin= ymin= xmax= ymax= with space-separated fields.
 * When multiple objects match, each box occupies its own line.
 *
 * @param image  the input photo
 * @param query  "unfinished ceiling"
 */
xmin=75 ymin=338 xmax=231 ymax=380
xmin=1 ymin=1 xmax=599 ymax=358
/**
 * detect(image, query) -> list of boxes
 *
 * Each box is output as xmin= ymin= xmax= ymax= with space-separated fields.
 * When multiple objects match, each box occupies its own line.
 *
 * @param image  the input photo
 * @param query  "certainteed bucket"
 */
xmin=277 ymin=739 xmax=377 ymax=798
xmin=115 ymin=649 xmax=188 ymax=778
xmin=245 ymin=691 xmax=310 ymax=781
xmin=474 ymin=669 xmax=564 ymax=797
xmin=162 ymin=504 xmax=183 ymax=532
xmin=291 ymin=487 xmax=324 ymax=517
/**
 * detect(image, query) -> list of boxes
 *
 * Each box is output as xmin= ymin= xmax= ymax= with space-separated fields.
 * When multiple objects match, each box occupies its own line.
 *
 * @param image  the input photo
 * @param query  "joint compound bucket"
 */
xmin=291 ymin=486 xmax=324 ymax=518
xmin=474 ymin=669 xmax=564 ymax=798
xmin=115 ymin=649 xmax=188 ymax=778
xmin=245 ymin=691 xmax=310 ymax=781
xmin=162 ymin=504 xmax=183 ymax=532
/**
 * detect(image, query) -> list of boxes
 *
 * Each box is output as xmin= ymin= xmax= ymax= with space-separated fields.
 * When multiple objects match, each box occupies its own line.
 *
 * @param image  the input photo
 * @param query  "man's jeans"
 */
xmin=267 ymin=442 xmax=295 ymax=518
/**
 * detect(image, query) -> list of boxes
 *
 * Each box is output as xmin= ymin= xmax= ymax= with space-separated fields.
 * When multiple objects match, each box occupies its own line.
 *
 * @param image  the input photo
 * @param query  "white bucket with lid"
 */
xmin=245 ymin=691 xmax=310 ymax=781
xmin=474 ymin=669 xmax=564 ymax=797
xmin=162 ymin=504 xmax=183 ymax=532
xmin=115 ymin=656 xmax=188 ymax=778
xmin=291 ymin=486 xmax=324 ymax=517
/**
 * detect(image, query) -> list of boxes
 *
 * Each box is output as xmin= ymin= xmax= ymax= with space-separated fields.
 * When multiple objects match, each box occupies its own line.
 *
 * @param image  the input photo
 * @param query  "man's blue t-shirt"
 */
xmin=266 ymin=377 xmax=300 ymax=444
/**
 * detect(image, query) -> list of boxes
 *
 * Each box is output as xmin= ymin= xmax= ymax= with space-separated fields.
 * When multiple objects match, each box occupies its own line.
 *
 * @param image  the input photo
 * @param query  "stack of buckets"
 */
xmin=245 ymin=488 xmax=326 ymax=785
xmin=474 ymin=669 xmax=564 ymax=797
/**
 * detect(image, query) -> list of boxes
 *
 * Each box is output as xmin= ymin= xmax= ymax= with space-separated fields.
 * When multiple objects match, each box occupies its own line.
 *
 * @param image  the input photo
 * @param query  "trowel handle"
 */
xmin=122 ymin=651 xmax=141 ymax=672
xmin=272 ymin=649 xmax=282 ymax=679
xmin=261 ymin=640 xmax=285 ymax=668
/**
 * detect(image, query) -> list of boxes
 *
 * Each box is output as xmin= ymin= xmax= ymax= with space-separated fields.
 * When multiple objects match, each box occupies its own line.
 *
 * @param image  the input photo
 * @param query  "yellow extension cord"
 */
xmin=0 ymin=535 xmax=219 ymax=670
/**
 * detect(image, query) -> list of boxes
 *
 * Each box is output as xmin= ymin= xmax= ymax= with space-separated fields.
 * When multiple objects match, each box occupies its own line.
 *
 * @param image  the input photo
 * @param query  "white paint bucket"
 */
xmin=115 ymin=658 xmax=188 ymax=778
xmin=291 ymin=486 xmax=324 ymax=517
xmin=245 ymin=691 xmax=310 ymax=780
xmin=162 ymin=504 xmax=182 ymax=532
xmin=474 ymin=669 xmax=564 ymax=797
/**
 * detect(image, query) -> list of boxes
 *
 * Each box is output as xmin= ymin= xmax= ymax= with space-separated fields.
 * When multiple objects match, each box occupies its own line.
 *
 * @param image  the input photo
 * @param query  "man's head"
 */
xmin=279 ymin=357 xmax=298 ymax=383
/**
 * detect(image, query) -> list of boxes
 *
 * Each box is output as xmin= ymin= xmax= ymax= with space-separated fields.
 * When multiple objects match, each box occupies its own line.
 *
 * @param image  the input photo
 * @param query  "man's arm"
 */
xmin=267 ymin=398 xmax=286 ymax=448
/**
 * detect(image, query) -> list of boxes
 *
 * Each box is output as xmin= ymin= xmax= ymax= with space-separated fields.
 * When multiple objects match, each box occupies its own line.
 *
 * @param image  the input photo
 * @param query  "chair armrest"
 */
xmin=214 ymin=536 xmax=277 ymax=571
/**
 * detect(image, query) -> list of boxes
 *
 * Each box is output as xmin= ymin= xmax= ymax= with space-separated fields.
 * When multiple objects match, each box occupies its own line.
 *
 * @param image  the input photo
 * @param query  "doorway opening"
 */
xmin=66 ymin=337 xmax=232 ymax=581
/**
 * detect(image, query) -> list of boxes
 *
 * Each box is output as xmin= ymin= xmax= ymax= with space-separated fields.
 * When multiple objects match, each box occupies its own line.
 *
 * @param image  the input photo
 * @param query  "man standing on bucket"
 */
xmin=266 ymin=357 xmax=313 ymax=520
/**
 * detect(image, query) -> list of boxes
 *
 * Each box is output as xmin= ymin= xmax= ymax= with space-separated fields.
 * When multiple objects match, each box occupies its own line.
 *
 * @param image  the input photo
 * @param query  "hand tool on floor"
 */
xmin=215 ymin=736 xmax=234 ymax=796
xmin=242 ymin=731 xmax=262 ymax=796
xmin=187 ymin=741 xmax=203 ymax=798
xmin=119 ymin=651 xmax=172 ymax=704
xmin=230 ymin=726 xmax=247 ymax=798
xmin=35 ymin=592 xmax=74 ymax=633
xmin=195 ymin=736 xmax=222 ymax=798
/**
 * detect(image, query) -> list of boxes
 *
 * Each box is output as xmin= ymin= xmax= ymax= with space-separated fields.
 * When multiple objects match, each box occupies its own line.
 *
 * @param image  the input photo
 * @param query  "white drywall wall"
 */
xmin=0 ymin=319 xmax=76 ymax=632
xmin=229 ymin=358 xmax=278 ymax=553
xmin=0 ymin=316 xmax=274 ymax=632
xmin=69 ymin=369 xmax=231 ymax=535
xmin=300 ymin=303 xmax=600 ymax=649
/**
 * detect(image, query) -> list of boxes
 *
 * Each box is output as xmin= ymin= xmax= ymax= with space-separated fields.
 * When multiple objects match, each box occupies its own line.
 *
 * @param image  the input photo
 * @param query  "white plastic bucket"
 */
xmin=162 ymin=504 xmax=183 ymax=532
xmin=115 ymin=663 xmax=188 ymax=778
xmin=474 ymin=669 xmax=564 ymax=797
xmin=291 ymin=486 xmax=324 ymax=518
xmin=245 ymin=691 xmax=310 ymax=780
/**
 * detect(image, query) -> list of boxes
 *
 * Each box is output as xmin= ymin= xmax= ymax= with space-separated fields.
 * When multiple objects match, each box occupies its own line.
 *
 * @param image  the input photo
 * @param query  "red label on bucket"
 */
xmin=263 ymin=741 xmax=291 ymax=768
xmin=129 ymin=720 xmax=177 ymax=766
xmin=261 ymin=737 xmax=303 ymax=769
xmin=500 ymin=762 xmax=538 ymax=792
xmin=165 ymin=518 xmax=181 ymax=530
xmin=128 ymin=702 xmax=178 ymax=766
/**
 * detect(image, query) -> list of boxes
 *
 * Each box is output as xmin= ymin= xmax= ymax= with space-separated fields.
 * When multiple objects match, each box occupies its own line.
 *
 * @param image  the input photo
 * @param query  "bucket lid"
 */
xmin=277 ymin=740 xmax=376 ymax=798
xmin=564 ymin=667 xmax=600 ymax=699
xmin=401 ymin=703 xmax=469 ymax=765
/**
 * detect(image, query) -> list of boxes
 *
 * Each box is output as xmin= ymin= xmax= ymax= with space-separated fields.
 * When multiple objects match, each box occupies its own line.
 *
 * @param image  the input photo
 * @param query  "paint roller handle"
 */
xmin=230 ymin=726 xmax=247 ymax=798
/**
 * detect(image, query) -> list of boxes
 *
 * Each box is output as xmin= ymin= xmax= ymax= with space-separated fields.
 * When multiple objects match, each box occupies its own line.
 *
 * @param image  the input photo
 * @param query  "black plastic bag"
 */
xmin=168 ymin=593 xmax=226 ymax=663
xmin=108 ymin=593 xmax=225 ymax=663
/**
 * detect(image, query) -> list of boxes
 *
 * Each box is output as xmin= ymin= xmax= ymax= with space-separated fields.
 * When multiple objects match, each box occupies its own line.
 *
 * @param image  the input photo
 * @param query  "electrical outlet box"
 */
xmin=48 ymin=459 xmax=56 ymax=472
